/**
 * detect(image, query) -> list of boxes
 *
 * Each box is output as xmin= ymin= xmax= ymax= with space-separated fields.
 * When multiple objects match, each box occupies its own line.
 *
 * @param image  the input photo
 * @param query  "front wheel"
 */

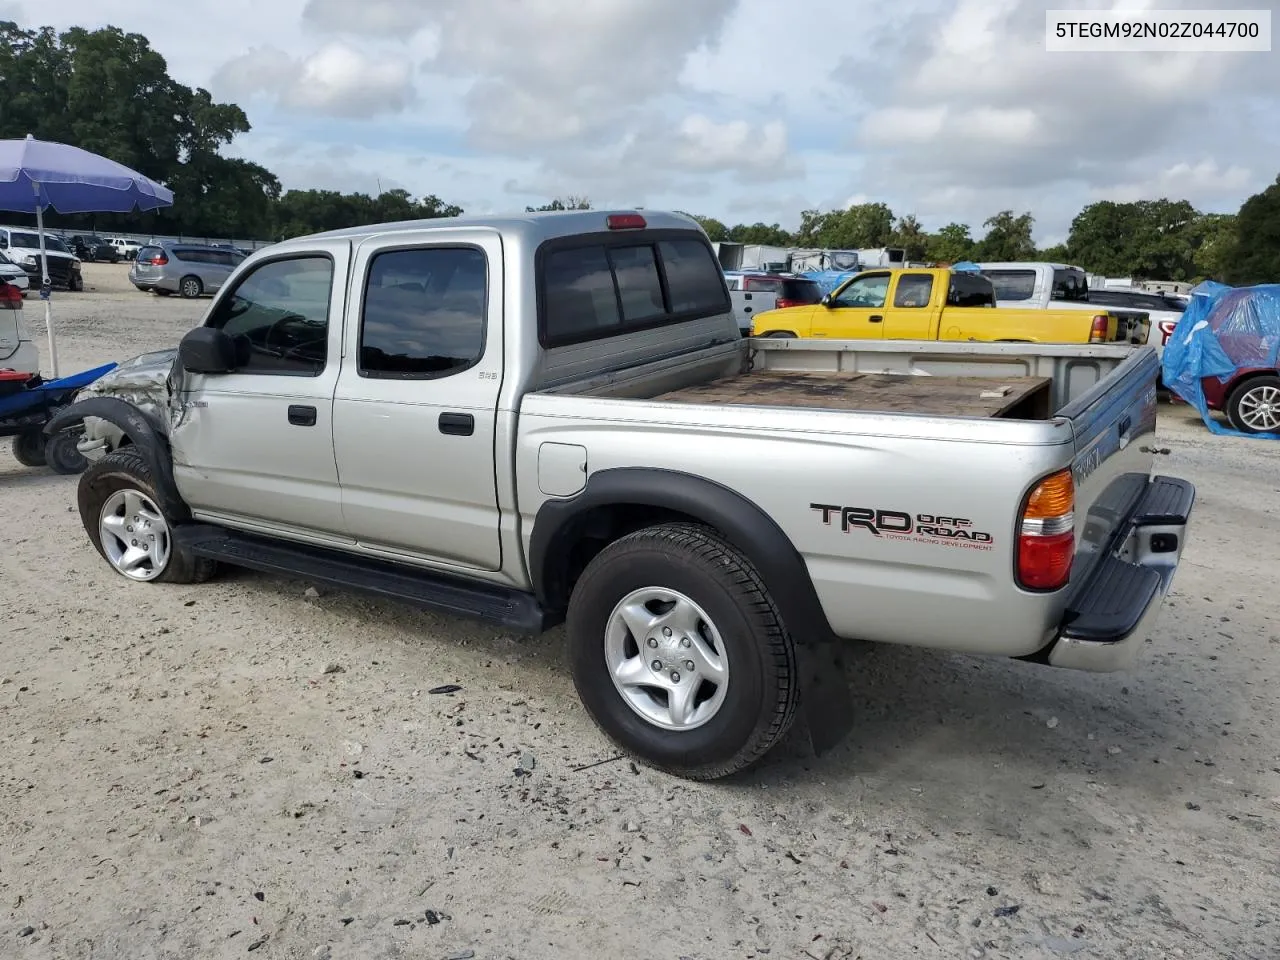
xmin=78 ymin=449 xmax=216 ymax=584
xmin=566 ymin=522 xmax=799 ymax=780
xmin=1226 ymin=375 xmax=1280 ymax=434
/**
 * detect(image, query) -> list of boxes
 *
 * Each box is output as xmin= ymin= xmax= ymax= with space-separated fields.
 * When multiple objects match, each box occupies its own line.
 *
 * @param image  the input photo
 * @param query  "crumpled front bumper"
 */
xmin=1047 ymin=475 xmax=1195 ymax=672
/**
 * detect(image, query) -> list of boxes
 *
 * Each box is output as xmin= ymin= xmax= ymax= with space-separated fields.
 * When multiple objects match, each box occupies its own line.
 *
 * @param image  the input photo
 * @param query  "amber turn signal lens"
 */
xmin=1024 ymin=469 xmax=1074 ymax=519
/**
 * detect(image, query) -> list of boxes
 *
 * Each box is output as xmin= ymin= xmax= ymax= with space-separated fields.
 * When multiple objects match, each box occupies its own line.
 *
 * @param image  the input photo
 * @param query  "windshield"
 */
xmin=8 ymin=231 xmax=70 ymax=253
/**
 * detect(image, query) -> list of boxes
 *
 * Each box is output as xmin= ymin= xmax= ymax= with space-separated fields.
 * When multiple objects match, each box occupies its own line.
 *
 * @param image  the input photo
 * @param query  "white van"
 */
xmin=0 ymin=226 xmax=83 ymax=291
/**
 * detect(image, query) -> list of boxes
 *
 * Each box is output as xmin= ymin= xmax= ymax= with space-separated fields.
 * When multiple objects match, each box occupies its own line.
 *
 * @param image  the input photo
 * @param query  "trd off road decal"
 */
xmin=811 ymin=504 xmax=994 ymax=551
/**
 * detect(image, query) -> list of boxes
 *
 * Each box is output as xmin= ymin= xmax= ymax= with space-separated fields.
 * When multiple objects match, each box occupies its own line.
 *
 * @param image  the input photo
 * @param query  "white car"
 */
xmin=0 ymin=250 xmax=30 ymax=293
xmin=105 ymin=237 xmax=142 ymax=260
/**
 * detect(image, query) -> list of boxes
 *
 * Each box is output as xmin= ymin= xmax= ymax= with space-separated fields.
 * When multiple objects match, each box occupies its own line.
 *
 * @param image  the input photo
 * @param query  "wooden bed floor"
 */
xmin=652 ymin=370 xmax=1054 ymax=419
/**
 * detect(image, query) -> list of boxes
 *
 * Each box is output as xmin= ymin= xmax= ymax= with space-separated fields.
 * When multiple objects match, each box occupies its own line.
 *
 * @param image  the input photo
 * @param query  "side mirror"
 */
xmin=179 ymin=327 xmax=237 ymax=374
xmin=820 ymin=293 xmax=833 ymax=307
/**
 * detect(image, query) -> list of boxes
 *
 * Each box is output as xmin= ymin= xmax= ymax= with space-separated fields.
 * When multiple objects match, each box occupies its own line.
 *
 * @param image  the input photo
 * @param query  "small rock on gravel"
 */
xmin=322 ymin=662 xmax=345 ymax=675
xmin=624 ymin=820 xmax=640 ymax=832
xmin=18 ymin=926 xmax=34 ymax=938
xmin=1046 ymin=716 xmax=1059 ymax=729
xmin=446 ymin=952 xmax=476 ymax=960
xmin=304 ymin=587 xmax=321 ymax=599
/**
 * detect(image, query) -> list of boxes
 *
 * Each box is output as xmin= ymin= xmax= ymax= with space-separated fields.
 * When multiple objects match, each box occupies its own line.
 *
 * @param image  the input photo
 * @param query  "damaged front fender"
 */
xmin=44 ymin=396 xmax=191 ymax=523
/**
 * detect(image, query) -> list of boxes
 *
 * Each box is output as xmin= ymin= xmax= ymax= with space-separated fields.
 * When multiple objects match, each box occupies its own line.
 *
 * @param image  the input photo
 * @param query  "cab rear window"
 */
xmin=539 ymin=232 xmax=730 ymax=347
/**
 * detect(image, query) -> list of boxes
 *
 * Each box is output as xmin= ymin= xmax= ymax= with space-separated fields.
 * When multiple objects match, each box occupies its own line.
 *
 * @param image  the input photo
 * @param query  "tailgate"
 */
xmin=1059 ymin=345 xmax=1160 ymax=577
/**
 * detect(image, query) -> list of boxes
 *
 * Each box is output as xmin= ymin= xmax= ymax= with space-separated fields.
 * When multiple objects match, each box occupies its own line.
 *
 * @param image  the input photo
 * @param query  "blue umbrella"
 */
xmin=0 ymin=134 xmax=174 ymax=376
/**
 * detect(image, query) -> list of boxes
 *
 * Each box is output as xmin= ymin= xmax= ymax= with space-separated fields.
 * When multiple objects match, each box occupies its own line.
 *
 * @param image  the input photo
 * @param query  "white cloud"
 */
xmin=211 ymin=42 xmax=415 ymax=118
xmin=9 ymin=0 xmax=1280 ymax=240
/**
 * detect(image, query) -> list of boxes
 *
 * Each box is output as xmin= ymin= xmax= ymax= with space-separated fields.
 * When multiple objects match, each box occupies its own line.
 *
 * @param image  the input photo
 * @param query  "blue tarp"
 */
xmin=951 ymin=261 xmax=981 ymax=272
xmin=1161 ymin=280 xmax=1280 ymax=439
xmin=800 ymin=270 xmax=858 ymax=295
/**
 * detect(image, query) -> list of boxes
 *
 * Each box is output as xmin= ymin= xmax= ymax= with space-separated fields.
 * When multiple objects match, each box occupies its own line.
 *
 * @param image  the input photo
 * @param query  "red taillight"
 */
xmin=606 ymin=214 xmax=646 ymax=230
xmin=0 ymin=281 xmax=21 ymax=308
xmin=1017 ymin=468 xmax=1074 ymax=591
xmin=775 ymin=298 xmax=801 ymax=309
xmin=1088 ymin=314 xmax=1109 ymax=343
xmin=148 ymin=254 xmax=168 ymax=265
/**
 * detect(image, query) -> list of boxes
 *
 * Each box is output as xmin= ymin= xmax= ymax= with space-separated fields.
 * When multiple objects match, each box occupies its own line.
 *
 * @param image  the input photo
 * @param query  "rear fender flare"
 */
xmin=43 ymin=396 xmax=191 ymax=522
xmin=529 ymin=467 xmax=852 ymax=752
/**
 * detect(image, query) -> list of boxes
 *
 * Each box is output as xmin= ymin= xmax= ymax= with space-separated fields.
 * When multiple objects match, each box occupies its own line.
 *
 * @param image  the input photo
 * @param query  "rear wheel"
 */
xmin=179 ymin=275 xmax=202 ymax=299
xmin=11 ymin=429 xmax=46 ymax=467
xmin=566 ymin=522 xmax=799 ymax=780
xmin=45 ymin=429 xmax=88 ymax=475
xmin=78 ymin=449 xmax=215 ymax=584
xmin=1225 ymin=375 xmax=1280 ymax=434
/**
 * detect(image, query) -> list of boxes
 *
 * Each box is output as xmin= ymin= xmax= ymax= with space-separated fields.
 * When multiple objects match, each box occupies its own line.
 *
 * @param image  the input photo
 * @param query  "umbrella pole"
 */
xmin=33 ymin=184 xmax=59 ymax=379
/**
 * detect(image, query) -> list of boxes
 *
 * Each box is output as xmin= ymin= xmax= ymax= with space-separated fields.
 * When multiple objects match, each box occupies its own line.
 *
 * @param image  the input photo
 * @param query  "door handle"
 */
xmin=1118 ymin=415 xmax=1132 ymax=449
xmin=438 ymin=412 xmax=474 ymax=436
xmin=869 ymin=315 xmax=884 ymax=323
xmin=288 ymin=404 xmax=317 ymax=427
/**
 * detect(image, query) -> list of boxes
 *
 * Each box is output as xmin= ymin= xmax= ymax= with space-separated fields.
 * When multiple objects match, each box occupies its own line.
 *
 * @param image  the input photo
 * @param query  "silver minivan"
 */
xmin=129 ymin=241 xmax=245 ymax=298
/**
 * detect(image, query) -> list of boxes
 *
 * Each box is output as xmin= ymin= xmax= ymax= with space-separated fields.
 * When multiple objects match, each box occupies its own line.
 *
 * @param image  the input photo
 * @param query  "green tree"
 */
xmin=1223 ymin=175 xmax=1280 ymax=285
xmin=686 ymin=214 xmax=727 ymax=241
xmin=976 ymin=210 xmax=1036 ymax=261
xmin=526 ymin=195 xmax=591 ymax=212
xmin=889 ymin=214 xmax=928 ymax=261
xmin=796 ymin=202 xmax=894 ymax=249
xmin=925 ymin=222 xmax=975 ymax=264
xmin=1189 ymin=212 xmax=1236 ymax=281
xmin=726 ymin=221 xmax=793 ymax=245
xmin=1037 ymin=243 xmax=1069 ymax=262
xmin=0 ymin=21 xmax=466 ymax=240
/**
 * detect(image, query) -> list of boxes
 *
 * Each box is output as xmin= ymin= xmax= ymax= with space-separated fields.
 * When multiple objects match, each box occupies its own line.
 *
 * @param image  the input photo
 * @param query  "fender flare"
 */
xmin=43 ymin=396 xmax=191 ymax=522
xmin=529 ymin=467 xmax=852 ymax=752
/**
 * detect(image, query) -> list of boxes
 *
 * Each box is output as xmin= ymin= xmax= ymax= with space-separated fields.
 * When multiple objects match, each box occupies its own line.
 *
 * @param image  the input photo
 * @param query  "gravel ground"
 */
xmin=2 ymin=263 xmax=1278 ymax=960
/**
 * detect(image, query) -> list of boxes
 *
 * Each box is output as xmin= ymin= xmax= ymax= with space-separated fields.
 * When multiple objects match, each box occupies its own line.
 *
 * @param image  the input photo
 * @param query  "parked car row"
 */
xmin=0 ymin=226 xmax=84 ymax=291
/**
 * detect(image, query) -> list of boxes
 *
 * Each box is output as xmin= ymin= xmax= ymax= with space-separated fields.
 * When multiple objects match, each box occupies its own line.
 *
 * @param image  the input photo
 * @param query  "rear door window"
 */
xmin=948 ymin=273 xmax=996 ymax=307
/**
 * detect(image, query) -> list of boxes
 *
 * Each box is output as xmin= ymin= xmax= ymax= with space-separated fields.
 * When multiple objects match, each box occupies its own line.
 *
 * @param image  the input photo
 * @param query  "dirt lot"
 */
xmin=2 ymin=263 xmax=1278 ymax=960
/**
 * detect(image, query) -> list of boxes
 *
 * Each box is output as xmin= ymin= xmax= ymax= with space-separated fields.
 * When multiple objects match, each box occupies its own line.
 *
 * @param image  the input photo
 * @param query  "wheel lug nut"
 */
xmin=663 ymin=627 xmax=672 ymax=637
xmin=670 ymin=671 xmax=681 ymax=683
xmin=131 ymin=540 xmax=137 ymax=546
xmin=127 ymin=526 xmax=134 ymax=532
xmin=684 ymin=660 xmax=695 ymax=671
xmin=680 ymin=637 xmax=691 ymax=648
xmin=651 ymin=660 xmax=662 ymax=672
xmin=647 ymin=637 xmax=658 ymax=648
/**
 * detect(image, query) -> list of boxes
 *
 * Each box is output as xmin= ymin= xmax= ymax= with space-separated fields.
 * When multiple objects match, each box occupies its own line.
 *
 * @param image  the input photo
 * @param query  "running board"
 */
xmin=173 ymin=524 xmax=549 ymax=634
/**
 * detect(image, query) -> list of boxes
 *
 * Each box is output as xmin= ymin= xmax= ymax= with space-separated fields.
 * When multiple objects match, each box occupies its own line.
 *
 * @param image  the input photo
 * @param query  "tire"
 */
xmin=78 ymin=448 xmax=216 ymax=584
xmin=566 ymin=522 xmax=799 ymax=780
xmin=11 ymin=429 xmax=46 ymax=467
xmin=45 ymin=429 xmax=88 ymax=475
xmin=67 ymin=272 xmax=83 ymax=292
xmin=154 ymin=288 xmax=171 ymax=297
xmin=179 ymin=275 xmax=202 ymax=299
xmin=761 ymin=330 xmax=797 ymax=338
xmin=1225 ymin=375 xmax=1280 ymax=434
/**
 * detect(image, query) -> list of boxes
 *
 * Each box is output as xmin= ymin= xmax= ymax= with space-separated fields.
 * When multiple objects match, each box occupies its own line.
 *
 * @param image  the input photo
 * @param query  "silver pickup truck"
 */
xmin=47 ymin=210 xmax=1196 ymax=780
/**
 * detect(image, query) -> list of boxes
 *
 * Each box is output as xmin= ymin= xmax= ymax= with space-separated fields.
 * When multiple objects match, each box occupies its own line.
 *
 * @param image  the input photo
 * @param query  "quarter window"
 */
xmin=206 ymin=255 xmax=334 ymax=376
xmin=359 ymin=246 xmax=487 ymax=378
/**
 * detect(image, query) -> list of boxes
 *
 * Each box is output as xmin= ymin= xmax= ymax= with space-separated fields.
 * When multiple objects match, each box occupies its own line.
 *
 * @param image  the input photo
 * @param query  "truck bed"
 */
xmin=653 ymin=370 xmax=1053 ymax=419
xmin=537 ymin=337 xmax=1146 ymax=423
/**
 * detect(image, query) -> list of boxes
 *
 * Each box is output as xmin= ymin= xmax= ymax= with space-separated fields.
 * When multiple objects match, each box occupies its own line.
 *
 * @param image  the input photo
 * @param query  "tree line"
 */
xmin=2 ymin=21 xmax=1276 ymax=284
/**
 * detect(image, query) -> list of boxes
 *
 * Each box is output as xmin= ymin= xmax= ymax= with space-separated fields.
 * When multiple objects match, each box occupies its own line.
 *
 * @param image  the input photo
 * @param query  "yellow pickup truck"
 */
xmin=748 ymin=267 xmax=1149 ymax=344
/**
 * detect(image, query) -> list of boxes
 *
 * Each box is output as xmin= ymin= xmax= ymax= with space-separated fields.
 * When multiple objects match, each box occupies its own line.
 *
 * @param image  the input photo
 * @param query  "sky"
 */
xmin=3 ymin=0 xmax=1278 ymax=244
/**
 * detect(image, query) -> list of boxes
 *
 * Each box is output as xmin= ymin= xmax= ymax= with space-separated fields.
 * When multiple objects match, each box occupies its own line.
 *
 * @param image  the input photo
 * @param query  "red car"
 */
xmin=1187 ymin=286 xmax=1280 ymax=434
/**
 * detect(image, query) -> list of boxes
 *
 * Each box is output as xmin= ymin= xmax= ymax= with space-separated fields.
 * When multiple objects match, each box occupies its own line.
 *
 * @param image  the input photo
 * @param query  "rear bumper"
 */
xmin=1047 ymin=475 xmax=1195 ymax=671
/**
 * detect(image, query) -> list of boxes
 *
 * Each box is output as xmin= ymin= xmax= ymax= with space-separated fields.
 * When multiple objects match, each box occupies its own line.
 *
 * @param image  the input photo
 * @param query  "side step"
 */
xmin=173 ymin=524 xmax=550 ymax=634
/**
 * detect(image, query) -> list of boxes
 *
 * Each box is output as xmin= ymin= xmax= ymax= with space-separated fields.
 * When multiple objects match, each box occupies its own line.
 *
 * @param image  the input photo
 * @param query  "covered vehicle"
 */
xmin=1161 ymin=280 xmax=1280 ymax=437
